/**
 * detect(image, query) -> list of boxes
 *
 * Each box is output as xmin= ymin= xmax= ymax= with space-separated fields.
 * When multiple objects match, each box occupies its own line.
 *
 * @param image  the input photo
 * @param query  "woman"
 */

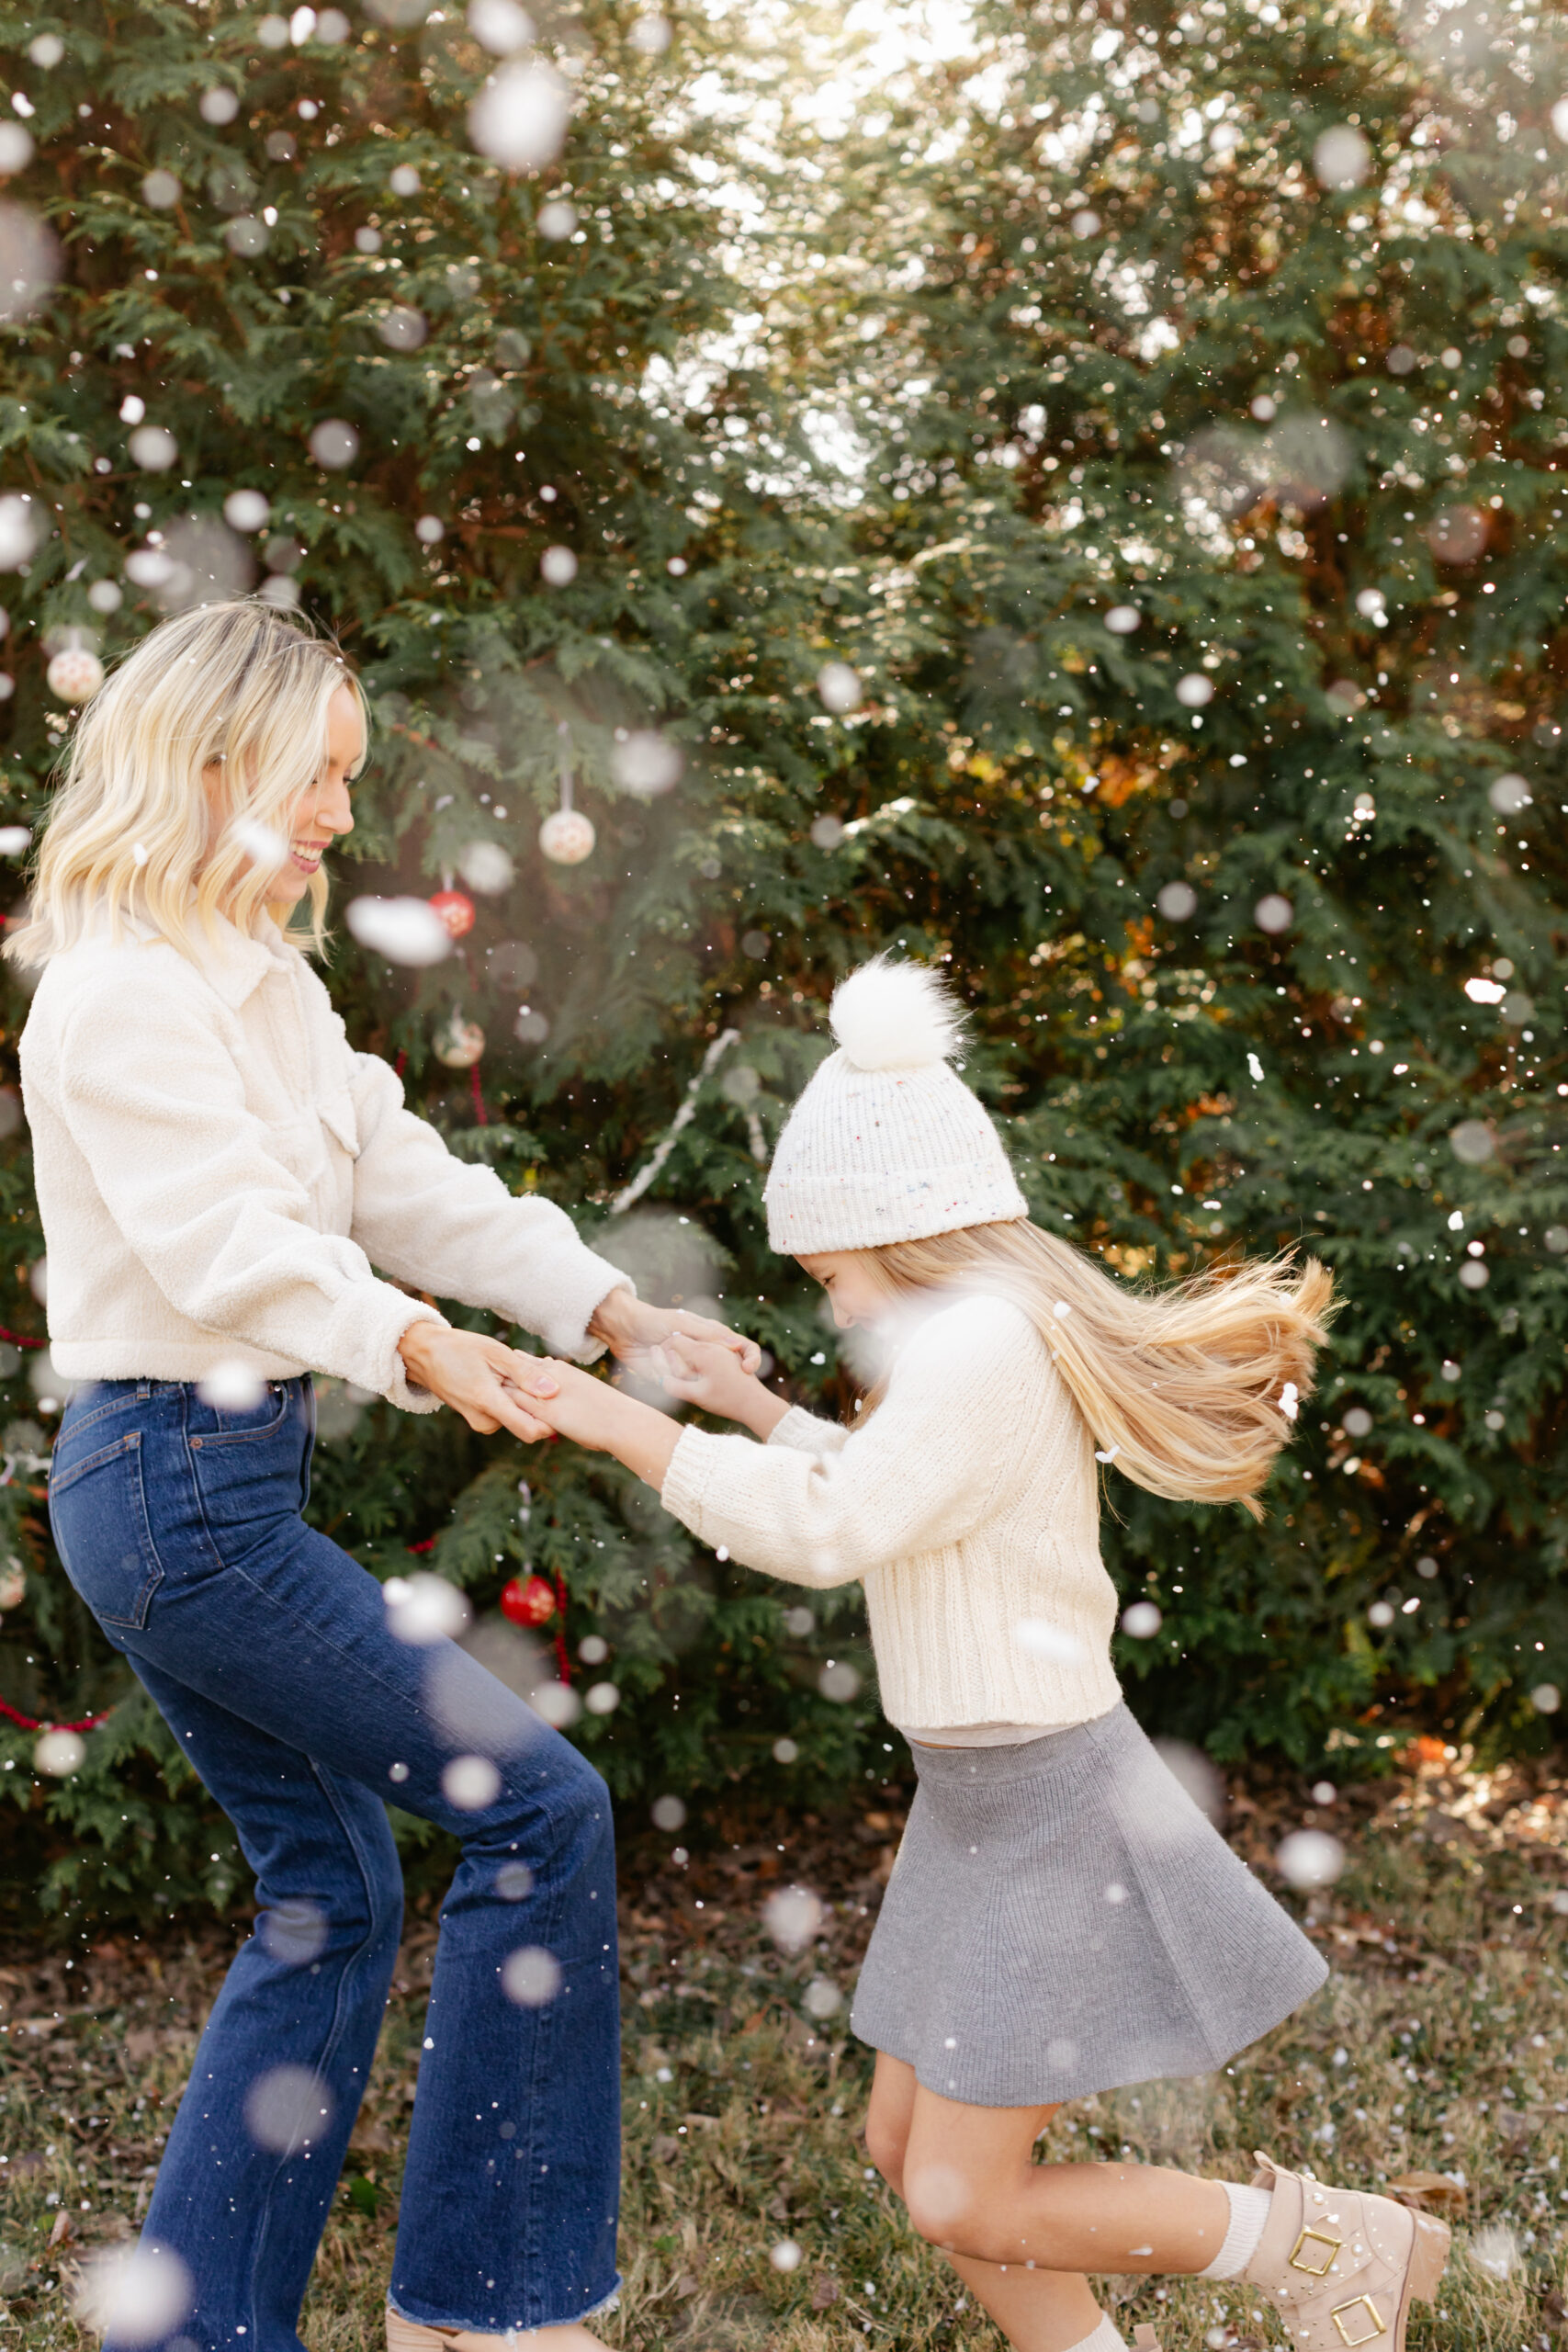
xmin=11 ymin=601 xmax=752 ymax=2352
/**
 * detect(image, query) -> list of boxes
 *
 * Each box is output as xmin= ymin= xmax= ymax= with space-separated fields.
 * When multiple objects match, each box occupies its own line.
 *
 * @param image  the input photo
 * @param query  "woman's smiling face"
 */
xmin=268 ymin=683 xmax=363 ymax=904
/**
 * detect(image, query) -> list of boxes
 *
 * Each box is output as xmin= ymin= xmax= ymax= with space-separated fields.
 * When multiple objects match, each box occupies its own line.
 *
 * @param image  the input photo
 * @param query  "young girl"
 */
xmin=525 ymin=957 xmax=1450 ymax=2352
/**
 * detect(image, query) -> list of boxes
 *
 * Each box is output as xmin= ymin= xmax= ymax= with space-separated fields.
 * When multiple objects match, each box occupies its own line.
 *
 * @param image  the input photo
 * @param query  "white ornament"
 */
xmin=46 ymin=647 xmax=104 ymax=702
xmin=433 ymin=1013 xmax=486 ymax=1069
xmin=540 ymin=808 xmax=594 ymax=865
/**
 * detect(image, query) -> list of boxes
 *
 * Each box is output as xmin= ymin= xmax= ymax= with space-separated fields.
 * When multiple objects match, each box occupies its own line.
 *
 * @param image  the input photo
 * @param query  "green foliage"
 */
xmin=0 ymin=0 xmax=1565 ymax=1931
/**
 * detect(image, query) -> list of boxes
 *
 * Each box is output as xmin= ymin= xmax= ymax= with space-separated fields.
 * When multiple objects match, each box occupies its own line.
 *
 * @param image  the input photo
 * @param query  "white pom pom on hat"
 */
xmin=764 ymin=955 xmax=1028 ymax=1256
xmin=829 ymin=954 xmax=965 ymax=1072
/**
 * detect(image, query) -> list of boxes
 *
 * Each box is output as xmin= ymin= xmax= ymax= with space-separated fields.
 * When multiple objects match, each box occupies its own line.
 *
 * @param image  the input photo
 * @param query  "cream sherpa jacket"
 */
xmin=660 ymin=1293 xmax=1125 ymax=1733
xmin=19 ymin=914 xmax=630 ymax=1412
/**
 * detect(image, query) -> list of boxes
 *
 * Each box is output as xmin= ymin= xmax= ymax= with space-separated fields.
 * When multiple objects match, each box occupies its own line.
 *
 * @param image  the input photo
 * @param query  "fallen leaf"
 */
xmin=47 ymin=2210 xmax=72 ymax=2248
xmin=1388 ymin=2170 xmax=1468 ymax=2215
xmin=674 ymin=2272 xmax=701 ymax=2298
xmin=811 ymin=2274 xmax=840 ymax=2309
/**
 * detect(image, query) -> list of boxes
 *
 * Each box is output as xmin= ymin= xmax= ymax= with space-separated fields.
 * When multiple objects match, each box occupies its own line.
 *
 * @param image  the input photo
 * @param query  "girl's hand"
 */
xmin=512 ymin=1360 xmax=624 ymax=1453
xmin=653 ymin=1335 xmax=789 ymax=1439
xmin=520 ymin=1360 xmax=683 ymax=1488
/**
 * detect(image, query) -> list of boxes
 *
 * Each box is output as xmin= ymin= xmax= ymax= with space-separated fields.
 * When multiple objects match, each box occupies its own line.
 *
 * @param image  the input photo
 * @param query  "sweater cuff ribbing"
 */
xmin=660 ymin=1423 xmax=718 ymax=1537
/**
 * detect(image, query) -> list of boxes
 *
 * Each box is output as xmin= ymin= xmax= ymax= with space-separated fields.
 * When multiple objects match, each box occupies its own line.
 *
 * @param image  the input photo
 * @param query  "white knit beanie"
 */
xmin=763 ymin=957 xmax=1028 ymax=1255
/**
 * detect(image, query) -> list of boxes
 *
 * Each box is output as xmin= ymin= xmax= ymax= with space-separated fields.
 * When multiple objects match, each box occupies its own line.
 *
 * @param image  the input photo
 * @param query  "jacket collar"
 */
xmin=186 ymin=910 xmax=295 ymax=1010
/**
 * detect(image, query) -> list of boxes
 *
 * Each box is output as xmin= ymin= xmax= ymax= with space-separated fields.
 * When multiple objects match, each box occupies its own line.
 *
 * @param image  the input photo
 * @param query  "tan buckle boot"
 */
xmin=1240 ymin=2149 xmax=1449 ymax=2351
xmin=387 ymin=2314 xmax=604 ymax=2352
xmin=388 ymin=2318 xmax=510 ymax=2352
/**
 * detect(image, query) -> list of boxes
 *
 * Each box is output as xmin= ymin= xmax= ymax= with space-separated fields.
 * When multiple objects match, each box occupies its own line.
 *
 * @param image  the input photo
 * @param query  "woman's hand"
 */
xmin=653 ymin=1334 xmax=789 ymax=1439
xmin=589 ymin=1286 xmax=761 ymax=1375
xmin=398 ymin=1321 xmax=561 ymax=1442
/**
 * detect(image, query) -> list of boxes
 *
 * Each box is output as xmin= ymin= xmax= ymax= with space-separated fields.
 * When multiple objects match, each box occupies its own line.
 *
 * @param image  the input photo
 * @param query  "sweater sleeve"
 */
xmin=660 ymin=1296 xmax=1044 ymax=1589
xmin=345 ymin=1052 xmax=630 ymax=1362
xmin=52 ymin=972 xmax=446 ymax=1410
xmin=765 ymin=1405 xmax=850 ymax=1456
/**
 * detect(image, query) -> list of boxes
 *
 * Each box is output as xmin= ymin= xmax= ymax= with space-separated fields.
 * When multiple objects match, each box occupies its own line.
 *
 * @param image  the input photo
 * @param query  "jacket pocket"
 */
xmin=48 ymin=1431 xmax=164 ymax=1632
xmin=319 ymin=1089 xmax=359 ymax=1159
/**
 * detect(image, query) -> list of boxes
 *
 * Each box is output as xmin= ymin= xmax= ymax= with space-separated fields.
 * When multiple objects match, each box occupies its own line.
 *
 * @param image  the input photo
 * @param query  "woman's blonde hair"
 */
xmin=6 ymin=599 xmax=366 ymax=967
xmin=850 ymin=1221 xmax=1333 ymax=1520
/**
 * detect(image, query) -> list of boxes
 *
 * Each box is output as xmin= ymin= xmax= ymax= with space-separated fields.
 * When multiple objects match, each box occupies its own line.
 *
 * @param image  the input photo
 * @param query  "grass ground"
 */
xmin=2 ymin=1744 xmax=1566 ymax=2350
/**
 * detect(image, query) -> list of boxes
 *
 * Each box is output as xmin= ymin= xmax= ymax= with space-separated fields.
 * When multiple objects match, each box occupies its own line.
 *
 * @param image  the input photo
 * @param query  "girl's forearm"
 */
xmin=596 ymin=1388 xmax=683 ymax=1488
xmin=735 ymin=1385 xmax=792 ymax=1441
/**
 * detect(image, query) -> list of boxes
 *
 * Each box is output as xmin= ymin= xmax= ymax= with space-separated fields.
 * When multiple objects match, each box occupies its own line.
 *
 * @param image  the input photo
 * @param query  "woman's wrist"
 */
xmin=396 ymin=1316 xmax=448 ymax=1389
xmin=587 ymin=1285 xmax=639 ymax=1352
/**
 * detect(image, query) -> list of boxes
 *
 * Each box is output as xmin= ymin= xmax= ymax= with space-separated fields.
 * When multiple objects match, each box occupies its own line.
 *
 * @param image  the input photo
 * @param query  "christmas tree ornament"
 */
xmin=433 ymin=1012 xmax=485 ymax=1069
xmin=539 ymin=807 xmax=594 ymax=864
xmin=46 ymin=646 xmax=105 ymax=702
xmin=501 ymin=1572 xmax=558 ymax=1628
xmin=540 ymin=722 xmax=594 ymax=864
xmin=0 ymin=1556 xmax=24 ymax=1611
xmin=428 ymin=887 xmax=476 ymax=940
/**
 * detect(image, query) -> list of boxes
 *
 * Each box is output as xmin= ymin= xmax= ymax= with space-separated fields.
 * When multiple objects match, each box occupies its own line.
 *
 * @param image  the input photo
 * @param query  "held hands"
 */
xmin=520 ymin=1359 xmax=683 ymax=1487
xmin=651 ymin=1334 xmax=788 ymax=1439
xmin=589 ymin=1286 xmax=762 ymax=1377
xmin=398 ymin=1300 xmax=779 ymax=1490
xmin=397 ymin=1321 xmax=562 ymax=1443
xmin=504 ymin=1340 xmax=787 ymax=1490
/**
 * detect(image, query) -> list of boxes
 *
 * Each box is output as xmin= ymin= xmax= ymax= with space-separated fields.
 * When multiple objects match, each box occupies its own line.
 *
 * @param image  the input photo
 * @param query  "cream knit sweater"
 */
xmin=660 ymin=1293 xmax=1124 ymax=1733
xmin=19 ymin=914 xmax=630 ymax=1411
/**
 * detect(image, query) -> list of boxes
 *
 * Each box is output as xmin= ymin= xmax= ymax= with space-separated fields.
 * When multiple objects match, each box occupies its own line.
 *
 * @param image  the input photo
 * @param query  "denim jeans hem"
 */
xmin=386 ymin=2275 xmax=623 ymax=2331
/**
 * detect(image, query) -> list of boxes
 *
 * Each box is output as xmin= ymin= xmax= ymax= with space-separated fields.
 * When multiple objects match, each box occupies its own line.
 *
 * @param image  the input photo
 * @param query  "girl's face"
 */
xmin=271 ymin=684 xmax=363 ymax=904
xmin=796 ymin=1250 xmax=891 ymax=1329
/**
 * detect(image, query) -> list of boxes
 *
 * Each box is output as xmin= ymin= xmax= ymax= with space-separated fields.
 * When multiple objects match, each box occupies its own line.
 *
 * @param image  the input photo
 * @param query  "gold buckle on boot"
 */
xmin=1288 ymin=2227 xmax=1343 ymax=2277
xmin=1330 ymin=2297 xmax=1387 ymax=2347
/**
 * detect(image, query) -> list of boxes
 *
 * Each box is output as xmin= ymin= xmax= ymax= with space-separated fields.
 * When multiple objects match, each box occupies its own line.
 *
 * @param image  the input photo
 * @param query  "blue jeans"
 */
xmin=49 ymin=1376 xmax=620 ymax=2346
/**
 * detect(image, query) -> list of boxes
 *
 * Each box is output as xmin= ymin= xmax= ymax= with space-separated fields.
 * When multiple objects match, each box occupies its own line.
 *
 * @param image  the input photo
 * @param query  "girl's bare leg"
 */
xmin=866 ymin=2054 xmax=1105 ymax=2352
xmin=896 ymin=2076 xmax=1231 ymax=2276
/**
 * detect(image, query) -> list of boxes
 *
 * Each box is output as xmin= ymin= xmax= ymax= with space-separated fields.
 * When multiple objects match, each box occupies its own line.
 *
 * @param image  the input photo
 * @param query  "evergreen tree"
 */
xmin=795 ymin=0 xmax=1568 ymax=1761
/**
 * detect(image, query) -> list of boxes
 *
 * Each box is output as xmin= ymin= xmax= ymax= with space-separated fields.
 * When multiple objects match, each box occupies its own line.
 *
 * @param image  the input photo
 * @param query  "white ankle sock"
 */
xmin=1062 ymin=2317 xmax=1128 ymax=2352
xmin=1198 ymin=2180 xmax=1273 ymax=2279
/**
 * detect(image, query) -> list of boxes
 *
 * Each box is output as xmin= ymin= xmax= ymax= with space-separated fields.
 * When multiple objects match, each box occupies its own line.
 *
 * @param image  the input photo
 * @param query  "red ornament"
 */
xmin=429 ymin=888 xmax=476 ymax=941
xmin=501 ymin=1573 xmax=558 ymax=1628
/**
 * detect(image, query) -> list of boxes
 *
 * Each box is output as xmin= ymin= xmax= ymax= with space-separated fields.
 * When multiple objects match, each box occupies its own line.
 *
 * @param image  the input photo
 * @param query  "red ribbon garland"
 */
xmin=0 ymin=1695 xmax=109 ymax=1735
xmin=0 ymin=1326 xmax=46 ymax=1351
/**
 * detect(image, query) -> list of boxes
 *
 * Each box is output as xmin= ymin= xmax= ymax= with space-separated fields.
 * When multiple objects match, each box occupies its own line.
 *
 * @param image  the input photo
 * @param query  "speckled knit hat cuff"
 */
xmin=764 ymin=1055 xmax=1028 ymax=1255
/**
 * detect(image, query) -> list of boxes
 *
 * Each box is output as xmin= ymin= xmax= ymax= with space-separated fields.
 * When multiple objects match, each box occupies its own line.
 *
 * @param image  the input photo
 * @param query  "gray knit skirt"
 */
xmin=851 ymin=1702 xmax=1327 ymax=2108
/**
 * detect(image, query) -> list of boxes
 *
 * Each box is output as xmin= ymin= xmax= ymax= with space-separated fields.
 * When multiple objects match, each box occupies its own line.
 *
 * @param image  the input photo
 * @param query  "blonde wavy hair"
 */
xmin=6 ymin=600 xmax=367 ymax=968
xmin=849 ymin=1221 xmax=1333 ymax=1520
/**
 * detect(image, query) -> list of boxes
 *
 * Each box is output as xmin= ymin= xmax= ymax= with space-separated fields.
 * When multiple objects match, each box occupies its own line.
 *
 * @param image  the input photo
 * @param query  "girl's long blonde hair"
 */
xmin=854 ymin=1220 xmax=1333 ymax=1519
xmin=6 ymin=600 xmax=366 ymax=968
